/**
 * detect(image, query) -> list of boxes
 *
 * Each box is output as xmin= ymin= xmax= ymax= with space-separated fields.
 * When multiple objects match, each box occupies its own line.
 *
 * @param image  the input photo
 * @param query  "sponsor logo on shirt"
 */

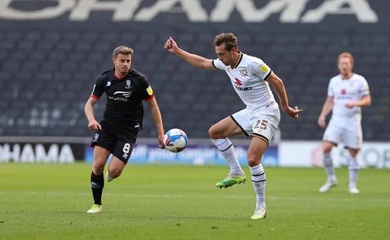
xmin=114 ymin=91 xmax=132 ymax=97
xmin=234 ymin=78 xmax=243 ymax=86
xmin=108 ymin=91 xmax=132 ymax=101
xmin=234 ymin=77 xmax=252 ymax=91
xmin=235 ymin=86 xmax=253 ymax=91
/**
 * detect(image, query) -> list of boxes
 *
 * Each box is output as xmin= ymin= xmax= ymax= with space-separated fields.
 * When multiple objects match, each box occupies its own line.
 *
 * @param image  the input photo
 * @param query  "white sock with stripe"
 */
xmin=323 ymin=152 xmax=336 ymax=182
xmin=250 ymin=164 xmax=266 ymax=209
xmin=348 ymin=156 xmax=359 ymax=188
xmin=211 ymin=138 xmax=244 ymax=175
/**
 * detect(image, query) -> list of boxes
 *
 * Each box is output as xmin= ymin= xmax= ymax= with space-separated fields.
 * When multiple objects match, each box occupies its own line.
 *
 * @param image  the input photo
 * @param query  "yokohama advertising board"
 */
xmin=0 ymin=0 xmax=380 ymax=23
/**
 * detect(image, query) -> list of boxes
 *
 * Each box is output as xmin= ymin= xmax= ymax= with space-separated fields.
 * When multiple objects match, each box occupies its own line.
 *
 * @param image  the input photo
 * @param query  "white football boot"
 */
xmin=319 ymin=179 xmax=338 ymax=193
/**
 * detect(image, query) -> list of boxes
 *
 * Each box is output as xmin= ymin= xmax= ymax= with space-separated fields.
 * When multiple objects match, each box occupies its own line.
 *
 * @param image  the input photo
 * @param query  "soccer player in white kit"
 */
xmin=164 ymin=33 xmax=302 ymax=219
xmin=318 ymin=52 xmax=371 ymax=194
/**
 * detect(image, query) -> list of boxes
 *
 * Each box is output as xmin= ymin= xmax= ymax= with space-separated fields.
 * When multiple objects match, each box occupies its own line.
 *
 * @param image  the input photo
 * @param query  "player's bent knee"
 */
xmin=109 ymin=168 xmax=123 ymax=178
xmin=208 ymin=126 xmax=219 ymax=139
xmin=322 ymin=142 xmax=334 ymax=153
xmin=247 ymin=157 xmax=261 ymax=167
xmin=108 ymin=160 xmax=125 ymax=178
xmin=348 ymin=149 xmax=359 ymax=158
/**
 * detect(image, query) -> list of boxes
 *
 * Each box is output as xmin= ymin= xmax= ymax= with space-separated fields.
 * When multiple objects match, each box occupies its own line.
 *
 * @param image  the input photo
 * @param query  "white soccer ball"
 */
xmin=164 ymin=128 xmax=188 ymax=153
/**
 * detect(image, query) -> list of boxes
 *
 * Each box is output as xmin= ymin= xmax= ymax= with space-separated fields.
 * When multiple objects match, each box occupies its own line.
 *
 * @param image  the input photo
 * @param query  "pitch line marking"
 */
xmin=0 ymin=191 xmax=389 ymax=203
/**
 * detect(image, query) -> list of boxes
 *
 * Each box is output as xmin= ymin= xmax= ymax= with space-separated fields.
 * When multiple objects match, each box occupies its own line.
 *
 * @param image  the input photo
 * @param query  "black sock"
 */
xmin=90 ymin=171 xmax=104 ymax=205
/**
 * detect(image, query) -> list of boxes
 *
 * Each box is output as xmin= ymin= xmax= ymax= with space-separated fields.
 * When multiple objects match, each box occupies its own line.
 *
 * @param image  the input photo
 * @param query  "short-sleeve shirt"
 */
xmin=327 ymin=73 xmax=370 ymax=118
xmin=212 ymin=53 xmax=277 ymax=115
xmin=90 ymin=68 xmax=154 ymax=130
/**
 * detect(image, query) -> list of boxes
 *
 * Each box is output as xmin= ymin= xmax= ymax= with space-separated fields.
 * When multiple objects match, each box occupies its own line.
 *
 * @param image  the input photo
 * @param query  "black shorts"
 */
xmin=90 ymin=122 xmax=139 ymax=164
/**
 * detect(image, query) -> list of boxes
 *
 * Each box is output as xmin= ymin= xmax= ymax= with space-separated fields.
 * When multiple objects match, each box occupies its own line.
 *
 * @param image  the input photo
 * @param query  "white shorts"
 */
xmin=323 ymin=117 xmax=362 ymax=149
xmin=231 ymin=106 xmax=280 ymax=144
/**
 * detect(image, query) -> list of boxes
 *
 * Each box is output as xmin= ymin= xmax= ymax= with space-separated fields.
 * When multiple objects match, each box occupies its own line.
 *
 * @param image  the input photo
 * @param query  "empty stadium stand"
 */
xmin=0 ymin=0 xmax=389 ymax=141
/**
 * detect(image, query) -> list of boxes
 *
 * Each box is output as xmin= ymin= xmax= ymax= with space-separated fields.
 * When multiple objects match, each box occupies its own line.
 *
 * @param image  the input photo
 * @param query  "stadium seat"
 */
xmin=0 ymin=10 xmax=389 ymax=141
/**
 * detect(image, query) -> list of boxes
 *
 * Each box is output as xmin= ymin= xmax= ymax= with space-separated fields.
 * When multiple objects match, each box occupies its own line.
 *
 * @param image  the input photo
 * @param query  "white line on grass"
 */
xmin=1 ymin=191 xmax=389 ymax=203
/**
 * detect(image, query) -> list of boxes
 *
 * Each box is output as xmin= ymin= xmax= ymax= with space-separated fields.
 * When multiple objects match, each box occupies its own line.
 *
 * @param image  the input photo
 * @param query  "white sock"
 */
xmin=250 ymin=164 xmax=266 ymax=209
xmin=348 ymin=157 xmax=359 ymax=188
xmin=323 ymin=152 xmax=336 ymax=182
xmin=106 ymin=171 xmax=114 ymax=182
xmin=211 ymin=138 xmax=244 ymax=174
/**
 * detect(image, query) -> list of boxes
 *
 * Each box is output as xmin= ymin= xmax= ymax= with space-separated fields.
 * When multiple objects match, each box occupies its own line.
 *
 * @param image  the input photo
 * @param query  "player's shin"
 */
xmin=90 ymin=171 xmax=105 ymax=205
xmin=211 ymin=138 xmax=244 ymax=175
xmin=250 ymin=164 xmax=266 ymax=209
xmin=348 ymin=157 xmax=359 ymax=189
xmin=323 ymin=152 xmax=336 ymax=181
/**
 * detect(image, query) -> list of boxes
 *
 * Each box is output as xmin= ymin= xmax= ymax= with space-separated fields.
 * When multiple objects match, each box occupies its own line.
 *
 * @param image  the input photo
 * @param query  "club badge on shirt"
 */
xmin=125 ymin=80 xmax=131 ymax=89
xmin=240 ymin=68 xmax=248 ymax=76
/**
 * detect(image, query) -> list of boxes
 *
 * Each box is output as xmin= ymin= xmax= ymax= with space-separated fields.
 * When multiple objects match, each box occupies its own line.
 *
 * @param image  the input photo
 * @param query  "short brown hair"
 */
xmin=337 ymin=52 xmax=354 ymax=65
xmin=213 ymin=33 xmax=238 ymax=51
xmin=113 ymin=46 xmax=134 ymax=59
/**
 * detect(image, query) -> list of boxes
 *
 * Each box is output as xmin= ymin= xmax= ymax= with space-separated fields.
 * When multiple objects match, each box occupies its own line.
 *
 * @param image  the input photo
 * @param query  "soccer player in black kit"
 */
xmin=84 ymin=46 xmax=165 ymax=213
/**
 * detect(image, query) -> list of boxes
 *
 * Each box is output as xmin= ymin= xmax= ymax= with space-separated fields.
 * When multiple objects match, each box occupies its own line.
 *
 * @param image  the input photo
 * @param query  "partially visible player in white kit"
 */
xmin=164 ymin=33 xmax=302 ymax=220
xmin=318 ymin=52 xmax=371 ymax=194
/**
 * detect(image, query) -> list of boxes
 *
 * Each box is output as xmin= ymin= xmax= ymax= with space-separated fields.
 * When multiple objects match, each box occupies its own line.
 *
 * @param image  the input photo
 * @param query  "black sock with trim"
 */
xmin=90 ymin=171 xmax=104 ymax=205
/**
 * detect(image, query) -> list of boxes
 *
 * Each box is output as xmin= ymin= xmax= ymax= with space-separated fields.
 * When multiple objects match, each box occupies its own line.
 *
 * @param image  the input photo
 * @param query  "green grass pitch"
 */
xmin=0 ymin=163 xmax=389 ymax=240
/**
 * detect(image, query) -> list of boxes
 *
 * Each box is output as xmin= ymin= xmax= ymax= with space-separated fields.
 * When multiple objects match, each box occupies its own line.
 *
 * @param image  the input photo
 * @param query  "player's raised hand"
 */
xmin=164 ymin=37 xmax=178 ymax=53
xmin=285 ymin=106 xmax=303 ymax=119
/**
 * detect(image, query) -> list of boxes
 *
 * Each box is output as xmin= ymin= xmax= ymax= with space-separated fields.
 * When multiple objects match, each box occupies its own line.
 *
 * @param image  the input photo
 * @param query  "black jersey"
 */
xmin=91 ymin=68 xmax=154 ymax=130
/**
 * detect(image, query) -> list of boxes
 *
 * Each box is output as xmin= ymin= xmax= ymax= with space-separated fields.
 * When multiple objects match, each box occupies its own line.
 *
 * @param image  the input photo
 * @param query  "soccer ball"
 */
xmin=164 ymin=128 xmax=188 ymax=153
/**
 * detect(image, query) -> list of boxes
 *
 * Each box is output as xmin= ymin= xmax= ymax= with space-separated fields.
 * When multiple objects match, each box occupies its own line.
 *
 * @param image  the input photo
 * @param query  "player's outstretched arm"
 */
xmin=164 ymin=37 xmax=214 ymax=70
xmin=267 ymin=72 xmax=302 ymax=119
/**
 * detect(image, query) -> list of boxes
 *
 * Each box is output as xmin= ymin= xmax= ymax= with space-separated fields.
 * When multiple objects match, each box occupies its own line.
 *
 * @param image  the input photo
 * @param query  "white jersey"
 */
xmin=212 ymin=53 xmax=277 ymax=115
xmin=328 ymin=73 xmax=370 ymax=119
